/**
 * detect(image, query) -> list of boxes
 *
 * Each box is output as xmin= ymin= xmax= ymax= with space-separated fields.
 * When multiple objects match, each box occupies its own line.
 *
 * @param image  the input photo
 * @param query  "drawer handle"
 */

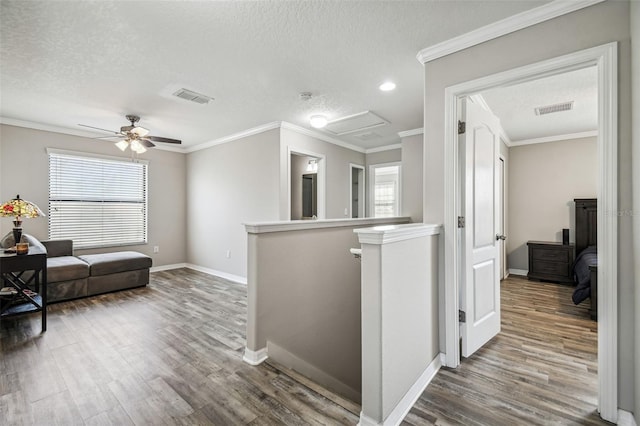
xmin=496 ymin=234 xmax=507 ymax=241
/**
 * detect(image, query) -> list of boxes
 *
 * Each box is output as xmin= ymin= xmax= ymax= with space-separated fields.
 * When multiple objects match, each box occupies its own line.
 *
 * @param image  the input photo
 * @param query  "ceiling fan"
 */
xmin=79 ymin=115 xmax=182 ymax=154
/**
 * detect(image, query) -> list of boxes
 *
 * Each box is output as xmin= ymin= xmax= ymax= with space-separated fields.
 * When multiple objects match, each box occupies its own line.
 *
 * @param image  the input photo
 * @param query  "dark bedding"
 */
xmin=572 ymin=246 xmax=597 ymax=304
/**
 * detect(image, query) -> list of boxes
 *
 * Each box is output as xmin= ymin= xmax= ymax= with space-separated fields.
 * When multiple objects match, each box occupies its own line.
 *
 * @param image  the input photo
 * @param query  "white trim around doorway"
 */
xmin=442 ymin=42 xmax=618 ymax=422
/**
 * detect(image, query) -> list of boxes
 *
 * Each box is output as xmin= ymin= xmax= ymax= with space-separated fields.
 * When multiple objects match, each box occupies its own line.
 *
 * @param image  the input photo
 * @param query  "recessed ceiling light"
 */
xmin=310 ymin=115 xmax=328 ymax=129
xmin=379 ymin=81 xmax=396 ymax=91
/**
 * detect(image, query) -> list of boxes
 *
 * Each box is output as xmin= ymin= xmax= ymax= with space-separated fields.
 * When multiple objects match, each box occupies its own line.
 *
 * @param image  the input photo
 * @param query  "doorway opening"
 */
xmin=443 ymin=43 xmax=618 ymax=421
xmin=350 ymin=164 xmax=365 ymax=218
xmin=288 ymin=149 xmax=325 ymax=220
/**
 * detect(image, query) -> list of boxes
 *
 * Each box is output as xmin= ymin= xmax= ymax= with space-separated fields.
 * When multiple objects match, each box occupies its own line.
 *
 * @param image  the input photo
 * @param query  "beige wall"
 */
xmin=507 ymin=137 xmax=597 ymax=271
xmin=423 ymin=1 xmax=634 ymax=409
xmin=186 ymin=129 xmax=280 ymax=278
xmin=631 ymin=1 xmax=640 ymax=423
xmin=401 ymin=134 xmax=423 ymax=222
xmin=0 ymin=124 xmax=187 ymax=266
xmin=280 ymin=128 xmax=366 ymax=220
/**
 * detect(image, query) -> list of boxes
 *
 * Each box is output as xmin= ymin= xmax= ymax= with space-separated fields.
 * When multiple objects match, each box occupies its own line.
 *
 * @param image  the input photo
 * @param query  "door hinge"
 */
xmin=459 ymin=310 xmax=466 ymax=323
xmin=458 ymin=216 xmax=465 ymax=228
xmin=458 ymin=120 xmax=466 ymax=134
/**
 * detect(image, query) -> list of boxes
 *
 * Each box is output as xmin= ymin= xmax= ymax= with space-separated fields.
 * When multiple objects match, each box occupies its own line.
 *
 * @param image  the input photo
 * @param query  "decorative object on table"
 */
xmin=16 ymin=242 xmax=29 ymax=255
xmin=562 ymin=228 xmax=570 ymax=245
xmin=0 ymin=194 xmax=45 ymax=245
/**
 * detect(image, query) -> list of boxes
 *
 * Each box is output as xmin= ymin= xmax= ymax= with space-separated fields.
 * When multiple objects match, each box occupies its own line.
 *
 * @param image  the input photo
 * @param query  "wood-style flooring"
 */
xmin=404 ymin=275 xmax=607 ymax=426
xmin=1 ymin=270 xmax=606 ymax=425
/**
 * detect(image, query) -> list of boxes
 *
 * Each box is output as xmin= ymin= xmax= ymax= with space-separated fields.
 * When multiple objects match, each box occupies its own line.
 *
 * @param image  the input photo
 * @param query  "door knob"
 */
xmin=496 ymin=234 xmax=507 ymax=241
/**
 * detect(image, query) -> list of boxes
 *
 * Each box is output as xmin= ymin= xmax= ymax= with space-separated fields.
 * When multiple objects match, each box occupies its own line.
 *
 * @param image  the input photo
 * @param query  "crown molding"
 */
xmin=280 ymin=121 xmax=366 ymax=153
xmin=1 ymin=116 xmax=187 ymax=153
xmin=185 ymin=121 xmax=281 ymax=153
xmin=416 ymin=0 xmax=605 ymax=64
xmin=365 ymin=143 xmax=402 ymax=154
xmin=510 ymin=130 xmax=598 ymax=147
xmin=397 ymin=128 xmax=423 ymax=138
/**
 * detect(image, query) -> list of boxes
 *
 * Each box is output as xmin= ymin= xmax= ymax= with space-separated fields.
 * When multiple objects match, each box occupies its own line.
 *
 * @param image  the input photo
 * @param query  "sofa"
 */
xmin=1 ymin=233 xmax=152 ymax=303
xmin=42 ymin=239 xmax=152 ymax=302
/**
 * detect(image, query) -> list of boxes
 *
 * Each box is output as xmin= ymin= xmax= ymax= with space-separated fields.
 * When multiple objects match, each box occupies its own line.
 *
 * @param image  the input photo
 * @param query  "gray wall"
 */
xmin=279 ymin=128 xmax=366 ymax=220
xmin=186 ymin=129 xmax=280 ymax=278
xmin=365 ymin=148 xmax=401 ymax=168
xmin=401 ymin=134 xmax=423 ymax=222
xmin=0 ymin=124 xmax=187 ymax=266
xmin=631 ymin=1 xmax=640 ymax=423
xmin=422 ymin=1 xmax=634 ymax=410
xmin=507 ymin=137 xmax=597 ymax=271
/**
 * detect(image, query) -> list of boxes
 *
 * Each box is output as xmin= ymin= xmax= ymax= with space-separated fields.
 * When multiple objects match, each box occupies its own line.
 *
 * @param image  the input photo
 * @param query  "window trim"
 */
xmin=47 ymin=148 xmax=149 ymax=249
xmin=369 ymin=162 xmax=402 ymax=218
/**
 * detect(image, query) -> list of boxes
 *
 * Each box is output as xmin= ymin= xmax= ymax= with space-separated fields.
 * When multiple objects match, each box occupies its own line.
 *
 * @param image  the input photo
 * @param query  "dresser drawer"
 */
xmin=530 ymin=259 xmax=570 ymax=277
xmin=527 ymin=241 xmax=575 ymax=284
xmin=531 ymin=247 xmax=570 ymax=263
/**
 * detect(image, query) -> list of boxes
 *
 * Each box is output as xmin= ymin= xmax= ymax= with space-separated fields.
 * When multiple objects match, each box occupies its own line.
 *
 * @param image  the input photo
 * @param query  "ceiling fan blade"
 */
xmin=145 ymin=135 xmax=182 ymax=144
xmin=139 ymin=139 xmax=156 ymax=148
xmin=78 ymin=124 xmax=121 ymax=135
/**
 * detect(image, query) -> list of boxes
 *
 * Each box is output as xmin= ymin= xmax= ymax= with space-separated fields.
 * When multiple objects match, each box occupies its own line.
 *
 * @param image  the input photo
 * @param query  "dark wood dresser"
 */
xmin=527 ymin=241 xmax=575 ymax=284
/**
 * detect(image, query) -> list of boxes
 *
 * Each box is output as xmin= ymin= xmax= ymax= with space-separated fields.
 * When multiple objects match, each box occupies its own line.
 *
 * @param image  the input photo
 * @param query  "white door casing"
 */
xmin=442 ymin=43 xmax=617 ymax=422
xmin=460 ymin=98 xmax=501 ymax=357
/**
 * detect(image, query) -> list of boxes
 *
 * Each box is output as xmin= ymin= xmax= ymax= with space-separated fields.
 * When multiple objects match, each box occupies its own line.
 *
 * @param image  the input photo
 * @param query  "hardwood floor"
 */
xmin=1 ymin=270 xmax=606 ymax=425
xmin=404 ymin=275 xmax=607 ymax=426
xmin=0 ymin=269 xmax=359 ymax=425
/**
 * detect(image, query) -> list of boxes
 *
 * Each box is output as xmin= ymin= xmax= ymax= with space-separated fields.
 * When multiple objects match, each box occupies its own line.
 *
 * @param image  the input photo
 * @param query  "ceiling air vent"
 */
xmin=353 ymin=131 xmax=381 ymax=141
xmin=172 ymin=88 xmax=214 ymax=105
xmin=534 ymin=101 xmax=574 ymax=116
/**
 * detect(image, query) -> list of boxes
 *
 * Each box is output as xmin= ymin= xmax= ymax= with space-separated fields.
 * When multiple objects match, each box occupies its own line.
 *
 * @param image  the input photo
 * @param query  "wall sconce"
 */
xmin=306 ymin=159 xmax=318 ymax=173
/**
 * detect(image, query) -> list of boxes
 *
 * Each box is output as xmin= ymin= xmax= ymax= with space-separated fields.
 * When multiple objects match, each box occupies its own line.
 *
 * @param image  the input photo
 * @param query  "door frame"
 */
xmin=349 ymin=163 xmax=365 ymax=218
xmin=498 ymin=155 xmax=507 ymax=279
xmin=287 ymin=147 xmax=326 ymax=220
xmin=442 ymin=43 xmax=617 ymax=421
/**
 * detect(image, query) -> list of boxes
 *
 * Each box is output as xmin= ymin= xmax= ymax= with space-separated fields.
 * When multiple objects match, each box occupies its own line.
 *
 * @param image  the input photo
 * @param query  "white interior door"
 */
xmin=460 ymin=98 xmax=501 ymax=358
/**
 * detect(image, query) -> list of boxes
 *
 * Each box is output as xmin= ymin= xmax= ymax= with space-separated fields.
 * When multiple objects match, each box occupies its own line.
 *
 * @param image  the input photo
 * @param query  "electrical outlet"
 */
xmin=153 ymin=246 xmax=159 ymax=253
xmin=226 ymin=250 xmax=231 ymax=259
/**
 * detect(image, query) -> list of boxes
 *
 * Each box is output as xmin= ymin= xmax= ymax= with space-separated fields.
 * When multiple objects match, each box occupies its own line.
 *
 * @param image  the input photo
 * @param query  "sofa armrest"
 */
xmin=42 ymin=240 xmax=73 ymax=257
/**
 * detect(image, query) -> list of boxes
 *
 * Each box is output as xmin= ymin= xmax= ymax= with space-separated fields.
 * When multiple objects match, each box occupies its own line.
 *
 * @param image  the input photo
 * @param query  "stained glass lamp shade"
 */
xmin=0 ymin=194 xmax=45 ymax=245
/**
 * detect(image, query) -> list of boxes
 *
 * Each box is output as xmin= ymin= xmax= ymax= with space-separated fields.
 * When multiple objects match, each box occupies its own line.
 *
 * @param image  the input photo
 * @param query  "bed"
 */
xmin=571 ymin=198 xmax=597 ymax=320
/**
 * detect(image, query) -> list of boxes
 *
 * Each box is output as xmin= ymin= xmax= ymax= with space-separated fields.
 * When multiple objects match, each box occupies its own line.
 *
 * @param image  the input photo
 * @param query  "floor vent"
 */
xmin=172 ymin=88 xmax=214 ymax=104
xmin=535 ymin=101 xmax=573 ymax=116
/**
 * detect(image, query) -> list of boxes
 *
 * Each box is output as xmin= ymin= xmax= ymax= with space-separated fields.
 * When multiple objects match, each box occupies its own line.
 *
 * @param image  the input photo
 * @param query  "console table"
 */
xmin=0 ymin=246 xmax=47 ymax=332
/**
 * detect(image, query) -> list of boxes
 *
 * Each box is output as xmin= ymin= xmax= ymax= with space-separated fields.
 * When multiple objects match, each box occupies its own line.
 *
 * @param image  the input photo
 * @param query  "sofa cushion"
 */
xmin=78 ymin=251 xmax=152 ymax=276
xmin=47 ymin=256 xmax=90 ymax=283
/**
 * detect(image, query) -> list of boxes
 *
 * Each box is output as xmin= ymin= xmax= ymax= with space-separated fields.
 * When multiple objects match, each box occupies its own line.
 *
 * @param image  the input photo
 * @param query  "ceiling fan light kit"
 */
xmin=79 ymin=114 xmax=182 ymax=155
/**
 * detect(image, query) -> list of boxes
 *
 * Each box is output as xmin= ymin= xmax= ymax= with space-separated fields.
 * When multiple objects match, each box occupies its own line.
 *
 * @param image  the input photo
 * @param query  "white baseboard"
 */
xmin=243 ymin=347 xmax=268 ymax=366
xmin=150 ymin=262 xmax=247 ymax=284
xmin=508 ymin=268 xmax=528 ymax=277
xmin=150 ymin=263 xmax=187 ymax=273
xmin=617 ymin=409 xmax=637 ymax=426
xmin=185 ymin=263 xmax=248 ymax=285
xmin=358 ymin=353 xmax=442 ymax=426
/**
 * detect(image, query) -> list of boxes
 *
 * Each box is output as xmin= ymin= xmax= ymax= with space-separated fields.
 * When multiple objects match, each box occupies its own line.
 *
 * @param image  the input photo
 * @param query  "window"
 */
xmin=371 ymin=164 xmax=401 ymax=217
xmin=48 ymin=149 xmax=148 ymax=249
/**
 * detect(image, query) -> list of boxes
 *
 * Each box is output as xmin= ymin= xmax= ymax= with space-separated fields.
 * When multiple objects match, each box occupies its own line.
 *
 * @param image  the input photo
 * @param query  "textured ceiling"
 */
xmin=481 ymin=66 xmax=598 ymax=143
xmin=0 ymin=0 xmax=550 ymax=150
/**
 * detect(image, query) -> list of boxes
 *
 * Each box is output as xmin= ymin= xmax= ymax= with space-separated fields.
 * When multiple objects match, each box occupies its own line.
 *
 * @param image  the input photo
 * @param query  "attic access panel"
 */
xmin=324 ymin=111 xmax=390 ymax=136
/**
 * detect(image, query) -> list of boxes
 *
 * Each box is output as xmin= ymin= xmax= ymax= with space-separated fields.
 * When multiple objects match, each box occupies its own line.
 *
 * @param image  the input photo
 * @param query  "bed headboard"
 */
xmin=574 ymin=198 xmax=597 ymax=255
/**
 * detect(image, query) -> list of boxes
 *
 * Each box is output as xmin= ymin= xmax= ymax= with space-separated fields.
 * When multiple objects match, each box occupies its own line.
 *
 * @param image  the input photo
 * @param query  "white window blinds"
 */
xmin=48 ymin=150 xmax=148 ymax=249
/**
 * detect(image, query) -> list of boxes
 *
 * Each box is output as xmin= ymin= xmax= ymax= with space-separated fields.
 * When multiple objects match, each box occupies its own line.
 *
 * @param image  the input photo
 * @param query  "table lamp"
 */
xmin=0 ymin=194 xmax=45 ymax=245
